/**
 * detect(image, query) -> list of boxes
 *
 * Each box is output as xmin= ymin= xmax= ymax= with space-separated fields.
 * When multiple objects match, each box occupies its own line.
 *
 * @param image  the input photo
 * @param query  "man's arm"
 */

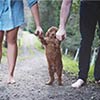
xmin=56 ymin=0 xmax=72 ymax=41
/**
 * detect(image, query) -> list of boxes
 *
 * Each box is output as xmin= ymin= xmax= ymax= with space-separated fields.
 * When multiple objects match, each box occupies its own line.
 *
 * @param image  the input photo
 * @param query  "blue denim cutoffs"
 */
xmin=0 ymin=0 xmax=37 ymax=31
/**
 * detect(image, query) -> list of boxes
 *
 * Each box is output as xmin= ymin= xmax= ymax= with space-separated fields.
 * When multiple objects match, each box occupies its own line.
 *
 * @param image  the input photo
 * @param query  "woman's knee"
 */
xmin=6 ymin=28 xmax=19 ymax=44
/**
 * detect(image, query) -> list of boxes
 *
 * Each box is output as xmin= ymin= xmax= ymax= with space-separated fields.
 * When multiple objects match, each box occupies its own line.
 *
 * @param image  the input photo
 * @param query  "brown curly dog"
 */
xmin=39 ymin=26 xmax=63 ymax=85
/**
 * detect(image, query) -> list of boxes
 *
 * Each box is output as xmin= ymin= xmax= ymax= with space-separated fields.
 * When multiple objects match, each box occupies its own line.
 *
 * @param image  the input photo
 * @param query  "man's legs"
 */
xmin=72 ymin=1 xmax=97 ymax=88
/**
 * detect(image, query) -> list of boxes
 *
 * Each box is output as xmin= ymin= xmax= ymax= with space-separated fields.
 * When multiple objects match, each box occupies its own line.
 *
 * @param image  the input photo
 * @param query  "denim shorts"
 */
xmin=0 ymin=0 xmax=37 ymax=31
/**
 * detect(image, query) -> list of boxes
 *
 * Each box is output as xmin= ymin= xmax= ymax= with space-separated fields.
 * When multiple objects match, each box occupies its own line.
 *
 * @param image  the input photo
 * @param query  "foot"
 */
xmin=58 ymin=79 xmax=63 ymax=86
xmin=71 ymin=79 xmax=85 ymax=88
xmin=45 ymin=81 xmax=53 ymax=85
xmin=7 ymin=77 xmax=16 ymax=84
xmin=95 ymin=80 xmax=100 ymax=84
xmin=58 ymin=82 xmax=63 ymax=86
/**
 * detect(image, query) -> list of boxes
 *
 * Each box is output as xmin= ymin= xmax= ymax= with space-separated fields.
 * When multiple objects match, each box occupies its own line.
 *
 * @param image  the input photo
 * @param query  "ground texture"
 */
xmin=0 ymin=31 xmax=100 ymax=100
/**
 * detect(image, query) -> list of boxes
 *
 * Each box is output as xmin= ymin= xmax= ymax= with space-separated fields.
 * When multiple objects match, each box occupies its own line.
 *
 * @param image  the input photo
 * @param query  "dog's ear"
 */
xmin=46 ymin=26 xmax=58 ymax=37
xmin=52 ymin=26 xmax=58 ymax=33
xmin=48 ymin=26 xmax=58 ymax=33
xmin=46 ymin=31 xmax=50 ymax=37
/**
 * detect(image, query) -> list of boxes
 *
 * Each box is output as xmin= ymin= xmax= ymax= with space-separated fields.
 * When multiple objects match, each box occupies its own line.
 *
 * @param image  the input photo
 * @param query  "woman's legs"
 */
xmin=6 ymin=27 xmax=19 ymax=83
xmin=0 ymin=31 xmax=4 ymax=63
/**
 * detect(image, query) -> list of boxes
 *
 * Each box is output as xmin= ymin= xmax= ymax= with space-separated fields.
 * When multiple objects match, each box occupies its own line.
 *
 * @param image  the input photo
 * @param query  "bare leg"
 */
xmin=0 ymin=31 xmax=4 ymax=63
xmin=6 ymin=27 xmax=19 ymax=84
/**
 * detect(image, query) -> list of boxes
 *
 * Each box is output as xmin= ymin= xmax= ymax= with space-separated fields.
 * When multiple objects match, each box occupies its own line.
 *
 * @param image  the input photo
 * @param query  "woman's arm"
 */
xmin=28 ymin=0 xmax=43 ymax=36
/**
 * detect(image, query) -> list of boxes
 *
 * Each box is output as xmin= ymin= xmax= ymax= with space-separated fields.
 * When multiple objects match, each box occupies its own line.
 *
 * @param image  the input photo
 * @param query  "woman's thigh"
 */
xmin=6 ymin=27 xmax=19 ymax=44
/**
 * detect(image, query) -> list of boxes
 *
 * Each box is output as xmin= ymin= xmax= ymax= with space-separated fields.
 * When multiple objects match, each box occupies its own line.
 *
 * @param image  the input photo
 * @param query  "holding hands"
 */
xmin=34 ymin=26 xmax=43 ymax=37
xmin=56 ymin=27 xmax=66 ymax=41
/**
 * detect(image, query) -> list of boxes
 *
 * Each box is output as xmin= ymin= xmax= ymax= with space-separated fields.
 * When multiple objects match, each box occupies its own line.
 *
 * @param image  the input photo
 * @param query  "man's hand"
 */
xmin=56 ymin=27 xmax=66 ymax=41
xmin=34 ymin=26 xmax=43 ymax=37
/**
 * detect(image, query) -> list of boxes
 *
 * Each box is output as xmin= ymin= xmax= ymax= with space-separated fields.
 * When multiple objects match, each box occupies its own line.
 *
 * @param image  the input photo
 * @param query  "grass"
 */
xmin=34 ymin=37 xmax=44 ymax=53
xmin=62 ymin=55 xmax=94 ymax=81
xmin=2 ymin=47 xmax=7 ymax=62
xmin=88 ymin=65 xmax=94 ymax=82
xmin=62 ymin=55 xmax=78 ymax=75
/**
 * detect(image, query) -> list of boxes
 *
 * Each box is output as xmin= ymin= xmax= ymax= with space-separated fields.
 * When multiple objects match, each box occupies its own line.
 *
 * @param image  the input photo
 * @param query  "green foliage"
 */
xmin=60 ymin=1 xmax=80 ymax=54
xmin=28 ymin=0 xmax=100 ymax=56
xmin=62 ymin=55 xmax=78 ymax=75
xmin=88 ymin=66 xmax=94 ymax=81
xmin=61 ymin=12 xmax=81 ymax=53
xmin=39 ymin=0 xmax=61 ymax=32
xmin=2 ymin=47 xmax=7 ymax=57
xmin=72 ymin=0 xmax=80 ymax=13
xmin=63 ymin=55 xmax=94 ymax=81
xmin=26 ymin=17 xmax=35 ymax=33
xmin=34 ymin=37 xmax=44 ymax=52
xmin=61 ymin=0 xmax=100 ymax=54
xmin=61 ymin=33 xmax=81 ymax=53
xmin=92 ymin=25 xmax=100 ymax=48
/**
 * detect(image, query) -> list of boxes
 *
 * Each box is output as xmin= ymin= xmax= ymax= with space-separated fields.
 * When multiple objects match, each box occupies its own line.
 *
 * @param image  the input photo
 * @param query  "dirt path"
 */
xmin=0 ymin=31 xmax=100 ymax=100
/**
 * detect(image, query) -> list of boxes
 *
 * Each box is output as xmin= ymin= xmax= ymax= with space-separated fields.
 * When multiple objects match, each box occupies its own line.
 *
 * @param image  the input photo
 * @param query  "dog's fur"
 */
xmin=39 ymin=26 xmax=63 ymax=85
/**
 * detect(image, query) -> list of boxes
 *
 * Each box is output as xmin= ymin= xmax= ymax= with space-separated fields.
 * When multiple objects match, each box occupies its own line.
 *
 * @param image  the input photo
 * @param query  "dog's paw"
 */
xmin=45 ymin=81 xmax=53 ymax=85
xmin=58 ymin=83 xmax=63 ymax=86
xmin=58 ymin=81 xmax=63 ymax=86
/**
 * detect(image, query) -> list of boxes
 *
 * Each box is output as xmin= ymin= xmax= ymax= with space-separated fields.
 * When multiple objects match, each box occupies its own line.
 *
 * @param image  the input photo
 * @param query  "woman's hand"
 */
xmin=34 ymin=26 xmax=43 ymax=37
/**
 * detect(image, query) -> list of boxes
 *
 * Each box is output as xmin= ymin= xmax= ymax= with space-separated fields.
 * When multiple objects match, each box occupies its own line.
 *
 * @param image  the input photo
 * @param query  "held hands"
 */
xmin=34 ymin=26 xmax=43 ymax=38
xmin=56 ymin=27 xmax=66 ymax=41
